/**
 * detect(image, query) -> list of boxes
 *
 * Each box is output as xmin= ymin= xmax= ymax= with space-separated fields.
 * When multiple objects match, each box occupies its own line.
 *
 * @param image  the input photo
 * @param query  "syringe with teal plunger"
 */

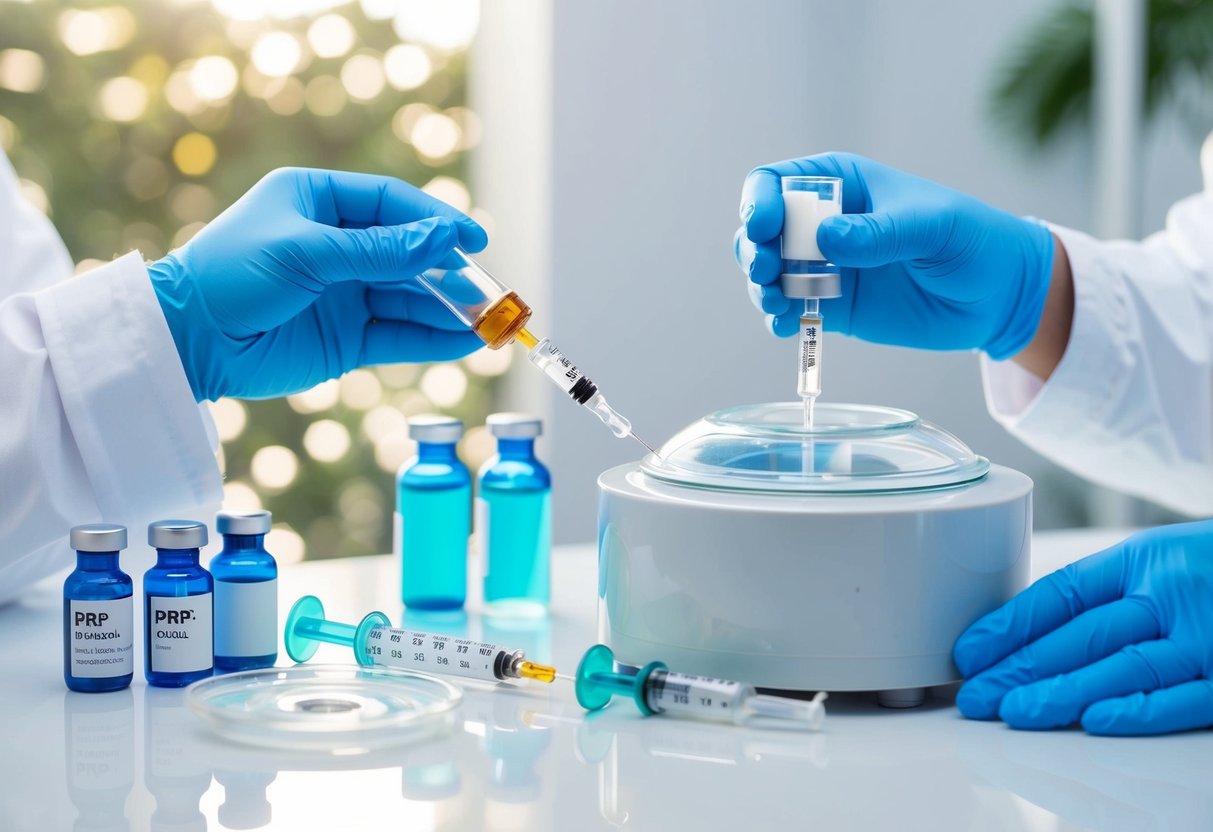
xmin=284 ymin=595 xmax=557 ymax=684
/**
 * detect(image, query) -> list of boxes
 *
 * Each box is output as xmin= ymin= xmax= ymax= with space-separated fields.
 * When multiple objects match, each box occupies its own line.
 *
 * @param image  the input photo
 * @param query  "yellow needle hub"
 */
xmin=517 ymin=660 xmax=557 ymax=683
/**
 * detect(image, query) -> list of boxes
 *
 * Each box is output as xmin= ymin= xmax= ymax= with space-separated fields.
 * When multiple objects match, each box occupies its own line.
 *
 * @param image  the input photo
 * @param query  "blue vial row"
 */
xmin=397 ymin=413 xmax=551 ymax=616
xmin=64 ymin=511 xmax=279 ymax=692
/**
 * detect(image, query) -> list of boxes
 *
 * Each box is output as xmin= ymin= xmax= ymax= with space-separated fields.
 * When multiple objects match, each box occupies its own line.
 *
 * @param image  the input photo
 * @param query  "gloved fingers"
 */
xmin=998 ymin=638 xmax=1191 ymax=730
xmin=765 ymin=311 xmax=799 ymax=338
xmin=362 ymin=320 xmax=483 ymax=365
xmin=817 ymin=211 xmax=951 ymax=268
xmin=748 ymin=280 xmax=791 ymax=316
xmin=300 ymin=168 xmax=488 ymax=252
xmin=955 ymin=598 xmax=1161 ymax=720
xmin=733 ymin=227 xmax=783 ymax=286
xmin=1081 ymin=679 xmax=1213 ymax=736
xmin=317 ymin=217 xmax=460 ymax=283
xmin=366 ymin=288 xmax=469 ymax=330
xmin=953 ymin=545 xmax=1130 ymax=678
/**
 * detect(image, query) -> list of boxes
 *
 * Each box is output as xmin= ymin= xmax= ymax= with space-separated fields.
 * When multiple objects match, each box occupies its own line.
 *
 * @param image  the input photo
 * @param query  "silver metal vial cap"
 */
xmin=780 ymin=272 xmax=842 ymax=300
xmin=486 ymin=412 xmax=543 ymax=439
xmin=216 ymin=510 xmax=272 ymax=536
xmin=408 ymin=414 xmax=463 ymax=444
xmin=148 ymin=519 xmax=209 ymax=550
xmin=70 ymin=523 xmax=128 ymax=552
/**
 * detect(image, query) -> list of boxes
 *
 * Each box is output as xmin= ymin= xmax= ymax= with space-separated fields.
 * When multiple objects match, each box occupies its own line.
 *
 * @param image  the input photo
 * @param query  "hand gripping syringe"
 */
xmin=285 ymin=595 xmax=557 ymax=684
xmin=573 ymin=645 xmax=826 ymax=730
xmin=416 ymin=248 xmax=656 ymax=455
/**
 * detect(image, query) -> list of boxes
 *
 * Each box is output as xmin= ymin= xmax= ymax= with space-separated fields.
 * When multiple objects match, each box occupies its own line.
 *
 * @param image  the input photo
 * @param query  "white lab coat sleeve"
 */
xmin=981 ymin=187 xmax=1213 ymax=517
xmin=0 ymin=167 xmax=223 ymax=603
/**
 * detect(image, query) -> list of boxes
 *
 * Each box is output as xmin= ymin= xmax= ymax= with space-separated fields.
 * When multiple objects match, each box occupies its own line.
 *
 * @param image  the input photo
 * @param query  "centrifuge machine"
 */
xmin=597 ymin=402 xmax=1031 ymax=707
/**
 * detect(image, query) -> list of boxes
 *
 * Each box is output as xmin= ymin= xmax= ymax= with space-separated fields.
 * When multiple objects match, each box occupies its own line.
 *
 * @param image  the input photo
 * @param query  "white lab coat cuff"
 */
xmin=34 ymin=252 xmax=222 ymax=519
xmin=981 ymin=225 xmax=1130 ymax=444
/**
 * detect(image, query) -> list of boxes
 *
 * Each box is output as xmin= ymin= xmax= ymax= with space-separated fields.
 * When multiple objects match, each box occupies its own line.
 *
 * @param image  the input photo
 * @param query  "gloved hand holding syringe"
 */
xmin=415 ymin=249 xmax=657 ymax=455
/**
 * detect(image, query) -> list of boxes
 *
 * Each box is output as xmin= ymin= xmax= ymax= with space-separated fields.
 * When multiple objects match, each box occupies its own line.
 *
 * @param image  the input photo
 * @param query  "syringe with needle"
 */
xmin=780 ymin=273 xmax=839 ymax=429
xmin=415 ymin=248 xmax=657 ymax=455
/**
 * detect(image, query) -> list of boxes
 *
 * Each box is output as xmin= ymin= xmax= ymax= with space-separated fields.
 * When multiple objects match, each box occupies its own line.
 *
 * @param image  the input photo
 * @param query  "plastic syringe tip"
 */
xmin=586 ymin=393 xmax=632 ymax=438
xmin=743 ymin=691 xmax=828 ymax=731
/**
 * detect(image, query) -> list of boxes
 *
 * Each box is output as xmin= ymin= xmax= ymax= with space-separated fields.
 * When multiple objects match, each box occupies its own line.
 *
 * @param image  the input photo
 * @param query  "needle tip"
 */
xmin=630 ymin=433 xmax=659 ymax=456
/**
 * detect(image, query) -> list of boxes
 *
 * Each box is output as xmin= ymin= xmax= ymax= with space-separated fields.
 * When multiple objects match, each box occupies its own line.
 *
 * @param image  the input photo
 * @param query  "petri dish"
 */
xmin=642 ymin=402 xmax=989 ymax=494
xmin=186 ymin=664 xmax=462 ymax=752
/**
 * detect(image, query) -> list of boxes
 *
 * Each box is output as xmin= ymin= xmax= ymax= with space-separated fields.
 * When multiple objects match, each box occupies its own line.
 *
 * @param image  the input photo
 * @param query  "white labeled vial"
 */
xmin=144 ymin=520 xmax=213 ymax=687
xmin=64 ymin=524 xmax=134 ymax=692
xmin=211 ymin=510 xmax=278 ymax=672
xmin=781 ymin=176 xmax=842 ymax=265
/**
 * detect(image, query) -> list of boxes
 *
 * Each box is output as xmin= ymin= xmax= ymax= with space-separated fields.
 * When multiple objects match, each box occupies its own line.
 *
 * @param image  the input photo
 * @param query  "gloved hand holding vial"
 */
xmin=779 ymin=176 xmax=843 ymax=428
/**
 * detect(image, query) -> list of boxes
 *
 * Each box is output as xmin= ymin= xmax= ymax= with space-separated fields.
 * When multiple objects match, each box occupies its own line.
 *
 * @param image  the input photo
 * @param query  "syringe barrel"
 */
xmin=362 ymin=626 xmax=512 ymax=683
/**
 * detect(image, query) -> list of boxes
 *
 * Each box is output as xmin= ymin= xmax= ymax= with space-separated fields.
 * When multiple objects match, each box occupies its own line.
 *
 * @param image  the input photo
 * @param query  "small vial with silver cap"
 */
xmin=397 ymin=415 xmax=471 ymax=610
xmin=781 ymin=175 xmax=843 ymax=428
xmin=478 ymin=413 xmax=552 ymax=616
xmin=211 ymin=510 xmax=278 ymax=672
xmin=64 ymin=523 xmax=134 ymax=692
xmin=144 ymin=520 xmax=214 ymax=687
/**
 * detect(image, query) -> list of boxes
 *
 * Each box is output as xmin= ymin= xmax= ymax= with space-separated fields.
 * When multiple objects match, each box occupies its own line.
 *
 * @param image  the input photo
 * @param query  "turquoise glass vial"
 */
xmin=212 ymin=510 xmax=278 ymax=672
xmin=397 ymin=415 xmax=471 ymax=610
xmin=144 ymin=520 xmax=213 ymax=688
xmin=479 ymin=413 xmax=551 ymax=616
xmin=64 ymin=524 xmax=134 ymax=692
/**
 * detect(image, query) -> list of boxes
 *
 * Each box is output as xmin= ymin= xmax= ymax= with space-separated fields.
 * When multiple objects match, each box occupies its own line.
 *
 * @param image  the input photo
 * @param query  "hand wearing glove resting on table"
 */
xmin=954 ymin=521 xmax=1213 ymax=736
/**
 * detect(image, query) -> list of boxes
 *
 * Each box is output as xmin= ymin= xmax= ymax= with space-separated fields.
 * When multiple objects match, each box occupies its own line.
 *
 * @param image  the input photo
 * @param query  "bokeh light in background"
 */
xmin=1 ymin=0 xmax=497 ymax=559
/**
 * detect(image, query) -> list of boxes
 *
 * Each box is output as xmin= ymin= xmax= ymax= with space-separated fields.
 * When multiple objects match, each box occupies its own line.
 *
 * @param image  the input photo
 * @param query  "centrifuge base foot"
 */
xmin=877 ymin=687 xmax=926 ymax=709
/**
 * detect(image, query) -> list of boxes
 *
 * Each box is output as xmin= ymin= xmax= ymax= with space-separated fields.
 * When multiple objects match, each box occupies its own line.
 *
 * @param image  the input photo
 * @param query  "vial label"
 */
xmin=475 ymin=496 xmax=489 ymax=575
xmin=782 ymin=190 xmax=840 ymax=261
xmin=148 ymin=593 xmax=213 ymax=674
xmin=69 ymin=598 xmax=133 ymax=678
xmin=214 ymin=579 xmax=277 ymax=658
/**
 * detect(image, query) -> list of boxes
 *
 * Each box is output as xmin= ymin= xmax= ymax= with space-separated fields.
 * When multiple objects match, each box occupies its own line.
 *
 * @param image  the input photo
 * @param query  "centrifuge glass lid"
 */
xmin=641 ymin=402 xmax=989 ymax=494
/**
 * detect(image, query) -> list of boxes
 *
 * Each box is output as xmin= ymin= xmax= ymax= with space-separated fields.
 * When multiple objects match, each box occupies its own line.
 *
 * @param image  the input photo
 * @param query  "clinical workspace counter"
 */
xmin=3 ymin=531 xmax=1211 ymax=831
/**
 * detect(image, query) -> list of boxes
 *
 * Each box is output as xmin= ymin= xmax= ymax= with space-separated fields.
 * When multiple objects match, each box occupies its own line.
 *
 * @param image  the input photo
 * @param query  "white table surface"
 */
xmin=3 ymin=529 xmax=1211 ymax=832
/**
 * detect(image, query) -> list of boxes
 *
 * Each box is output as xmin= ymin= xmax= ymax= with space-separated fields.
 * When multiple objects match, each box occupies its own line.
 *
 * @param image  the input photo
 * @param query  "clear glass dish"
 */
xmin=186 ymin=664 xmax=461 ymax=751
xmin=641 ymin=402 xmax=989 ymax=494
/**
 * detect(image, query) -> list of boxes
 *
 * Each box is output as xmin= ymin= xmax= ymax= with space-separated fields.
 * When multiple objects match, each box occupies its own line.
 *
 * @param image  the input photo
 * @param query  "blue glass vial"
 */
xmin=397 ymin=415 xmax=471 ymax=610
xmin=144 ymin=520 xmax=213 ymax=687
xmin=211 ymin=510 xmax=278 ymax=672
xmin=64 ymin=524 xmax=134 ymax=693
xmin=479 ymin=413 xmax=552 ymax=616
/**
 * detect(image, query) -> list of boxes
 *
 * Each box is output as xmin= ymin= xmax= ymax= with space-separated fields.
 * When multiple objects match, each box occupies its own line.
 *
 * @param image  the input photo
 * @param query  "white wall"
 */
xmin=472 ymin=0 xmax=1206 ymax=543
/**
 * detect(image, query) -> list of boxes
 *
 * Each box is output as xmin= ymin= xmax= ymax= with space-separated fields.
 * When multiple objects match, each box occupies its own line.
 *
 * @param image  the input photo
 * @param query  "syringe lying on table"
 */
xmin=572 ymin=644 xmax=827 ymax=730
xmin=284 ymin=595 xmax=557 ymax=684
xmin=416 ymin=248 xmax=657 ymax=456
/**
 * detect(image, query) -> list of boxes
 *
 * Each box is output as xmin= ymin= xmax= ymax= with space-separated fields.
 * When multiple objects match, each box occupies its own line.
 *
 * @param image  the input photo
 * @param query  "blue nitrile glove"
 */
xmin=953 ymin=520 xmax=1213 ymax=736
xmin=734 ymin=153 xmax=1055 ymax=359
xmin=148 ymin=167 xmax=487 ymax=402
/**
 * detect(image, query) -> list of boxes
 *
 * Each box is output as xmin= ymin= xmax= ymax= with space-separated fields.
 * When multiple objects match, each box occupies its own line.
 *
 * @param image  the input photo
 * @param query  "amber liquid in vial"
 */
xmin=472 ymin=292 xmax=534 ymax=349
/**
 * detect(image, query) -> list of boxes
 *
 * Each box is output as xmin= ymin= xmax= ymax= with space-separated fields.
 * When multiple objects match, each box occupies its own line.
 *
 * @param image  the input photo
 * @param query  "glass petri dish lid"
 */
xmin=641 ymin=402 xmax=989 ymax=494
xmin=186 ymin=664 xmax=461 ymax=751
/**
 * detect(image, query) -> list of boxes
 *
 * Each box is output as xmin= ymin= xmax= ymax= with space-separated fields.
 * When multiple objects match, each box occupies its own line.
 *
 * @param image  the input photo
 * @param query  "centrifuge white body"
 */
xmin=597 ymin=464 xmax=1032 ymax=694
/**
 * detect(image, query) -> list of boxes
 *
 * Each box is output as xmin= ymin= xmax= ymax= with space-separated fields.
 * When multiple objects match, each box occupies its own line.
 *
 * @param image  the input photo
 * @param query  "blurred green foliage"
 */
xmin=0 ymin=0 xmax=498 ymax=560
xmin=991 ymin=0 xmax=1213 ymax=147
